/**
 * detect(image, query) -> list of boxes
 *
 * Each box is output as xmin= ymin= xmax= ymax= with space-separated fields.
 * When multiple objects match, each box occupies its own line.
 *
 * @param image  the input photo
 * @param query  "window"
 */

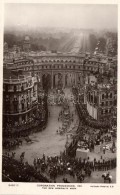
xmin=114 ymin=99 xmax=117 ymax=106
xmin=14 ymin=85 xmax=16 ymax=92
xmin=110 ymin=93 xmax=112 ymax=98
xmin=101 ymin=110 xmax=103 ymax=115
xmin=22 ymin=103 xmax=24 ymax=110
xmin=103 ymin=110 xmax=105 ymax=114
xmin=5 ymin=85 xmax=8 ymax=91
xmin=105 ymin=109 xmax=108 ymax=114
xmin=101 ymin=102 xmax=104 ymax=106
xmin=110 ymin=101 xmax=112 ymax=105
xmin=106 ymin=93 xmax=108 ymax=99
xmin=106 ymin=101 xmax=108 ymax=106
xmin=14 ymin=104 xmax=18 ymax=112
xmin=21 ymin=85 xmax=24 ymax=91
xmin=102 ymin=94 xmax=104 ymax=99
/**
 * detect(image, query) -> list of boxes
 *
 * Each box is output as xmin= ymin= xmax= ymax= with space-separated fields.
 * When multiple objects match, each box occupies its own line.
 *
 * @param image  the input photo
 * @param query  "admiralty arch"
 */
xmin=5 ymin=54 xmax=89 ymax=88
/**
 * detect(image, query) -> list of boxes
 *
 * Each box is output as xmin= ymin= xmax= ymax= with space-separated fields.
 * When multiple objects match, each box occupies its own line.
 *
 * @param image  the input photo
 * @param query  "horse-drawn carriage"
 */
xmin=102 ymin=173 xmax=112 ymax=183
xmin=25 ymin=137 xmax=32 ymax=143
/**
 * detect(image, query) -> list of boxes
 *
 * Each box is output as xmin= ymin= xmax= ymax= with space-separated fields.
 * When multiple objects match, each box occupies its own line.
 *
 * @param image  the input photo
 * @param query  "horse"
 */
xmin=25 ymin=137 xmax=32 ymax=143
xmin=102 ymin=173 xmax=112 ymax=183
xmin=77 ymin=173 xmax=85 ymax=182
xmin=63 ymin=177 xmax=70 ymax=183
xmin=20 ymin=152 xmax=25 ymax=162
xmin=18 ymin=139 xmax=23 ymax=145
xmin=11 ymin=152 xmax=16 ymax=158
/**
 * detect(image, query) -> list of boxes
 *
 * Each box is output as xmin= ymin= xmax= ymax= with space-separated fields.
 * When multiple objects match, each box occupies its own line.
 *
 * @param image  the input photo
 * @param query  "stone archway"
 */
xmin=42 ymin=73 xmax=51 ymax=90
xmin=65 ymin=72 xmax=75 ymax=87
xmin=65 ymin=74 xmax=68 ymax=87
xmin=53 ymin=73 xmax=63 ymax=89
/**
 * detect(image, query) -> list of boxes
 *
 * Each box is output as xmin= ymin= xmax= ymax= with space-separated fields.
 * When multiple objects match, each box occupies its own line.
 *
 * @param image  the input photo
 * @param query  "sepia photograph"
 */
xmin=2 ymin=2 xmax=117 ymax=184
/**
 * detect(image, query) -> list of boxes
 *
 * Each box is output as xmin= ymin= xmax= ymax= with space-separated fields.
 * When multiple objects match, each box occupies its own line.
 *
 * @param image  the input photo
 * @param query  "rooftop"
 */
xmin=3 ymin=68 xmax=31 ymax=80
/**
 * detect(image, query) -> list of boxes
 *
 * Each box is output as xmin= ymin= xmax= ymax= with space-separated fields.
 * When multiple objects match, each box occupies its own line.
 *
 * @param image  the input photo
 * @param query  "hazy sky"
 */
xmin=4 ymin=4 xmax=117 ymax=30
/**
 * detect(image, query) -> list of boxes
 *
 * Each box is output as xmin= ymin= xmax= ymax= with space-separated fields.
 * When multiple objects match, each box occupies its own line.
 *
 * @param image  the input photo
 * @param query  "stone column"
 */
xmin=19 ymin=115 xmax=22 ymax=124
xmin=51 ymin=70 xmax=53 ymax=89
xmin=63 ymin=73 xmax=65 ymax=88
xmin=75 ymin=73 xmax=77 ymax=86
xmin=93 ymin=91 xmax=95 ymax=104
xmin=25 ymin=114 xmax=28 ymax=122
xmin=41 ymin=73 xmax=43 ymax=89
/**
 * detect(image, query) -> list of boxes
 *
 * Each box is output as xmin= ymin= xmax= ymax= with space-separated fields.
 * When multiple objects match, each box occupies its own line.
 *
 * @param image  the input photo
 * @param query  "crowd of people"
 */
xmin=72 ymin=87 xmax=111 ymax=129
xmin=3 ymin=93 xmax=49 ymax=150
xmin=57 ymin=100 xmax=72 ymax=135
xmin=2 ymin=149 xmax=116 ymax=183
xmin=2 ymin=86 xmax=116 ymax=183
xmin=32 ymin=153 xmax=116 ymax=182
xmin=2 ymin=155 xmax=49 ymax=182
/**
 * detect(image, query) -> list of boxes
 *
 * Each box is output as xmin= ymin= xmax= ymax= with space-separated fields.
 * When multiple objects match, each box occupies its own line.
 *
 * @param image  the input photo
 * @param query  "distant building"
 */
xmin=4 ymin=42 xmax=8 ymax=55
xmin=83 ymin=58 xmax=108 ymax=75
xmin=12 ymin=45 xmax=21 ymax=53
xmin=23 ymin=36 xmax=31 ymax=52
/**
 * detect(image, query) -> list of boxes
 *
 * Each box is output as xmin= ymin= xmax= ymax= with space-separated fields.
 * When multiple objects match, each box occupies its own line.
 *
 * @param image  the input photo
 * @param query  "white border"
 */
xmin=0 ymin=0 xmax=119 ymax=194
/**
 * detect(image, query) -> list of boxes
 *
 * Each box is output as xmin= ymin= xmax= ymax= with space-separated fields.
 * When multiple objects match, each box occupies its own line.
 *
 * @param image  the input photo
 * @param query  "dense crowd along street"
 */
xmin=3 ymin=86 xmax=117 ymax=183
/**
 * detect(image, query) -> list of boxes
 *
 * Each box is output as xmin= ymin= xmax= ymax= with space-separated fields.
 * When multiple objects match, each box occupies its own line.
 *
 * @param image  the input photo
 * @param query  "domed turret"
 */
xmin=23 ymin=36 xmax=31 ymax=52
xmin=25 ymin=35 xmax=30 ymax=42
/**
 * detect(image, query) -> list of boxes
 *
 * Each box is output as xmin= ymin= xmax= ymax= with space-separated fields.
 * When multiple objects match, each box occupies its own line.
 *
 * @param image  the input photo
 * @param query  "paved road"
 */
xmin=4 ymin=88 xmax=116 ymax=183
xmin=8 ymin=88 xmax=78 ymax=164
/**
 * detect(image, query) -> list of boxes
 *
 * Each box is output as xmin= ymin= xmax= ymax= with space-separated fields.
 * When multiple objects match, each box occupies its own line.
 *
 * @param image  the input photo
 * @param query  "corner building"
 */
xmin=3 ymin=69 xmax=38 ymax=126
xmin=85 ymin=83 xmax=117 ymax=122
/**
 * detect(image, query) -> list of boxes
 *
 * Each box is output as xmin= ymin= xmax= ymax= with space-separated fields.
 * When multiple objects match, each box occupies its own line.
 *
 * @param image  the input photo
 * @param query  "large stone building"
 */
xmin=85 ymin=81 xmax=117 ymax=122
xmin=3 ymin=68 xmax=38 ymax=126
xmin=4 ymin=51 xmax=112 ymax=90
xmin=3 ymin=48 xmax=117 ymax=126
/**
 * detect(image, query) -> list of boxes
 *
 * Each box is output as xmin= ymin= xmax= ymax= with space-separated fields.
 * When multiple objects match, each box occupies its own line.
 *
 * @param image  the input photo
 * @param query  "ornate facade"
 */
xmin=4 ymin=53 xmax=110 ymax=90
xmin=85 ymin=83 xmax=117 ymax=122
xmin=3 ymin=71 xmax=38 ymax=126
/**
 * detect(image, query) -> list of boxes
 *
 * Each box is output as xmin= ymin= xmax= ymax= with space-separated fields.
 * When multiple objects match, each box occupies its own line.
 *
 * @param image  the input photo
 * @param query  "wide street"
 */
xmin=7 ymin=88 xmax=79 ymax=164
xmin=4 ymin=88 xmax=116 ymax=183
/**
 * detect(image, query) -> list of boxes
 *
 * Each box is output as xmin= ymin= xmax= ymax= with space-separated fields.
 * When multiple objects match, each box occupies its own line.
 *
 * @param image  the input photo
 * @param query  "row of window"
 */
xmin=13 ymin=64 xmax=101 ymax=73
xmin=5 ymin=93 xmax=36 ymax=102
xmin=101 ymin=99 xmax=117 ymax=107
xmin=102 ymin=92 xmax=113 ymax=99
xmin=14 ymin=60 xmax=33 ymax=66
xmin=4 ymin=101 xmax=34 ymax=113
xmin=84 ymin=66 xmax=98 ymax=71
xmin=101 ymin=109 xmax=112 ymax=115
xmin=85 ymin=61 xmax=105 ymax=66
xmin=33 ymin=59 xmax=80 ymax=63
xmin=101 ymin=101 xmax=112 ymax=106
xmin=36 ymin=65 xmax=82 ymax=70
xmin=4 ymin=81 xmax=34 ymax=92
xmin=23 ymin=65 xmax=83 ymax=71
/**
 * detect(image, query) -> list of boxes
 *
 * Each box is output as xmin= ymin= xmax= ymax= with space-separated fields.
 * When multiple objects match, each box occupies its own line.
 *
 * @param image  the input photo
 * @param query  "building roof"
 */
xmin=24 ymin=35 xmax=30 ymax=41
xmin=3 ymin=68 xmax=18 ymax=80
xmin=3 ymin=68 xmax=31 ymax=80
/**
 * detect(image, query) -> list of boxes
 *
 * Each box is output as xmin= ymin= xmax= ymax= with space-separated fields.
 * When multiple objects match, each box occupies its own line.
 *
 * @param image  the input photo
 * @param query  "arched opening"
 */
xmin=42 ymin=74 xmax=51 ymax=90
xmin=53 ymin=73 xmax=63 ymax=89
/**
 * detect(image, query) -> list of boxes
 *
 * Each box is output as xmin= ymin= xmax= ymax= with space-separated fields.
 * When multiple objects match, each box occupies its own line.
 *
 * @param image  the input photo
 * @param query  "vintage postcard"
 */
xmin=0 ymin=0 xmax=119 ymax=194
